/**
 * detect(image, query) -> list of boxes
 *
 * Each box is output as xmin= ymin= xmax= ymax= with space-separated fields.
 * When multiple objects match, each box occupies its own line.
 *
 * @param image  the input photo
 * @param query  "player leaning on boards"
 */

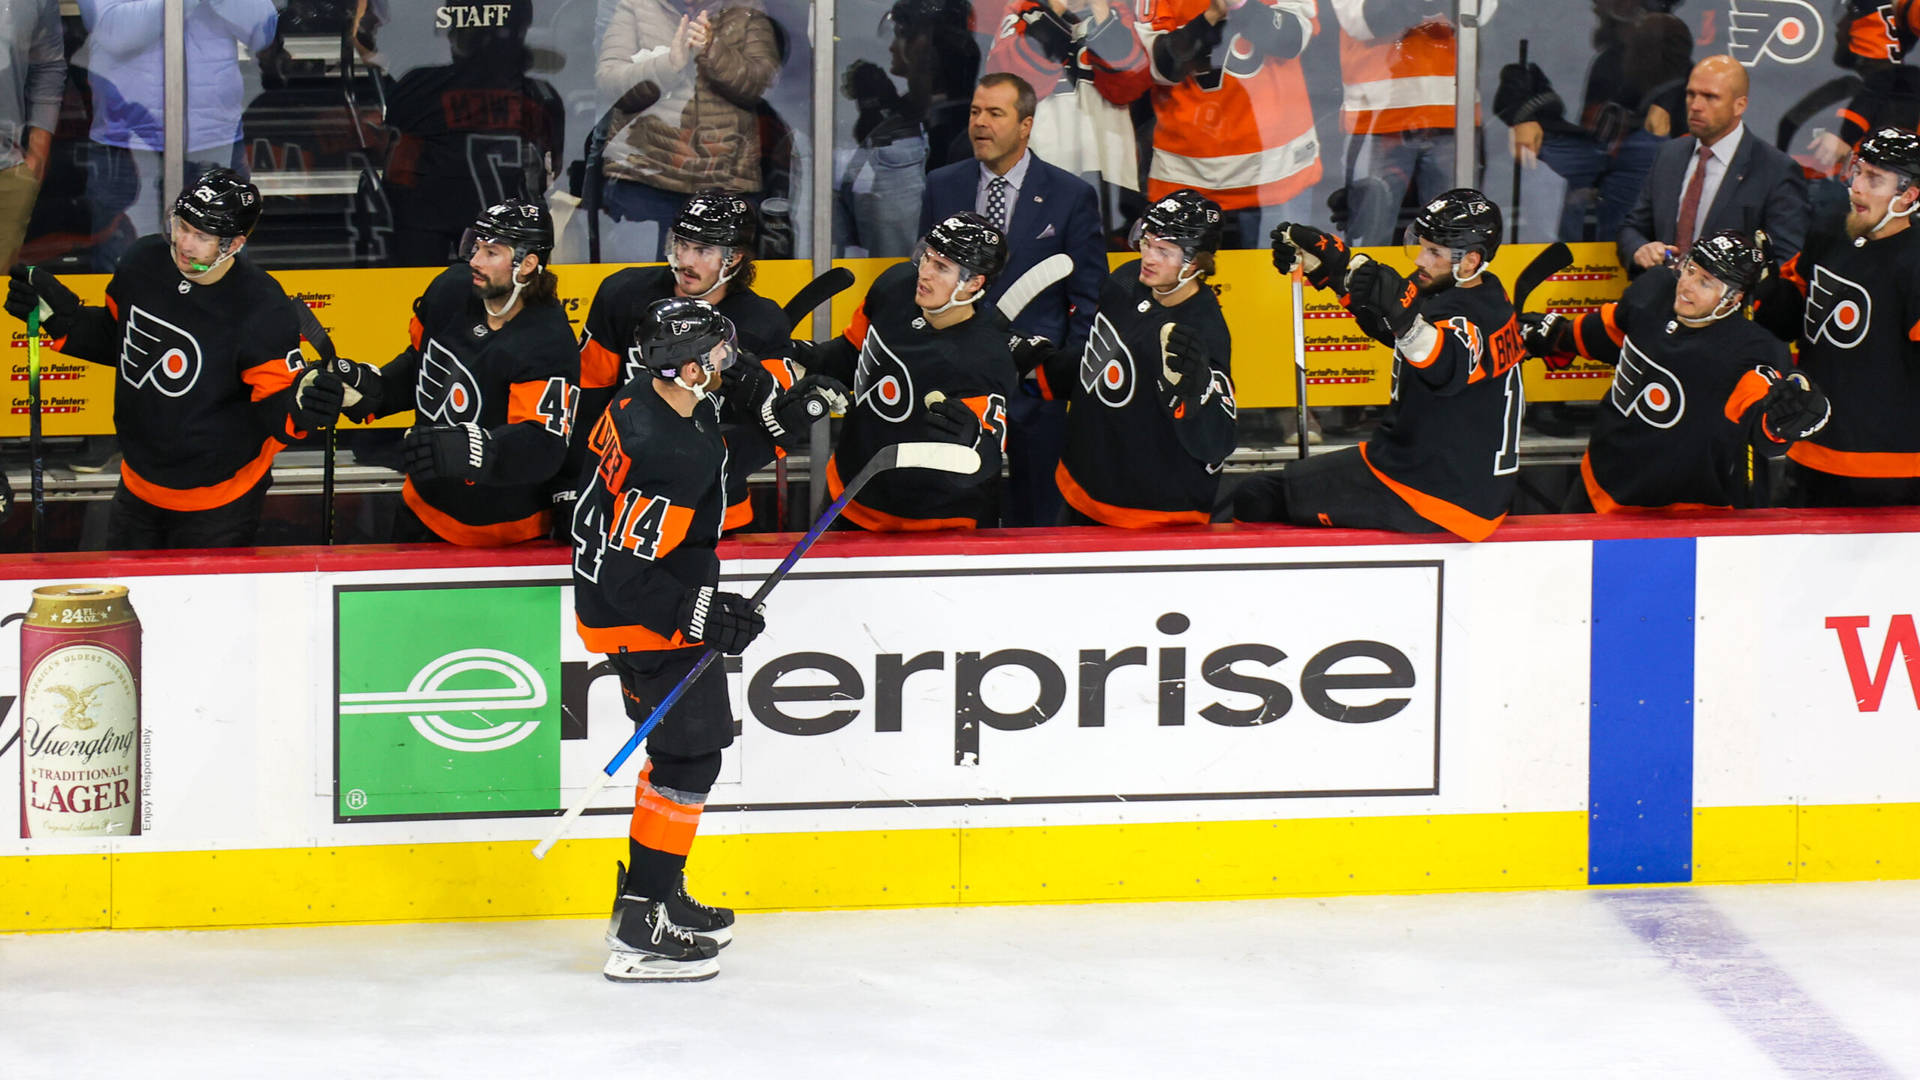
xmin=572 ymin=298 xmax=765 ymax=983
xmin=1521 ymin=229 xmax=1830 ymax=513
xmin=1032 ymin=189 xmax=1237 ymax=526
xmin=1237 ymin=189 xmax=1525 ymax=541
xmin=1753 ymin=127 xmax=1920 ymax=508
xmin=335 ymin=200 xmax=580 ymax=545
xmin=786 ymin=212 xmax=1015 ymax=530
xmin=571 ymin=190 xmax=844 ymax=533
xmin=4 ymin=169 xmax=343 ymax=549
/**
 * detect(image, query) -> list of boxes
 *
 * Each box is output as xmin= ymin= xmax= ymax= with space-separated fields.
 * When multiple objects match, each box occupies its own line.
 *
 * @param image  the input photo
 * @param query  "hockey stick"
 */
xmin=26 ymin=300 xmax=45 ymax=551
xmin=531 ymin=438 xmax=983 ymax=860
xmin=1510 ymin=40 xmax=1528 ymax=246
xmin=1513 ymin=241 xmax=1573 ymax=313
xmin=1290 ymin=265 xmax=1310 ymax=460
xmin=782 ymin=266 xmax=855 ymax=331
xmin=290 ymin=301 xmax=343 ymax=545
xmin=997 ymin=252 xmax=1074 ymax=322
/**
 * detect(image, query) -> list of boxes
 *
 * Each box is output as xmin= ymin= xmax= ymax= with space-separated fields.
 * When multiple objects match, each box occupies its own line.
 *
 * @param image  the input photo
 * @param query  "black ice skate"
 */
xmin=605 ymin=862 xmax=719 ymax=983
xmin=667 ymin=872 xmax=736 ymax=948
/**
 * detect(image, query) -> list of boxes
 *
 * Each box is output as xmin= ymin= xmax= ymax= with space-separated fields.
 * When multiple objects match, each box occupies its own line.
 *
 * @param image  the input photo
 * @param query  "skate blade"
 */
xmin=603 ymin=951 xmax=719 ymax=983
xmin=696 ymin=925 xmax=732 ymax=949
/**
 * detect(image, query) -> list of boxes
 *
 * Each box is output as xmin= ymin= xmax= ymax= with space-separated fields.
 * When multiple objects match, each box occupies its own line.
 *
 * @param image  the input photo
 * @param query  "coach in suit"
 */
xmin=1617 ymin=55 xmax=1808 ymax=273
xmin=920 ymin=71 xmax=1104 ymax=527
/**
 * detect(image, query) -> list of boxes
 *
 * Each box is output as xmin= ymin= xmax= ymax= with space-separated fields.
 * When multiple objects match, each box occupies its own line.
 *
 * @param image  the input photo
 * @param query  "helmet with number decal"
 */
xmin=1409 ymin=188 xmax=1503 ymax=263
xmin=1129 ymin=189 xmax=1225 ymax=256
xmin=459 ymin=198 xmax=554 ymax=266
xmin=173 ymin=168 xmax=262 ymax=239
xmin=639 ymin=297 xmax=738 ymax=385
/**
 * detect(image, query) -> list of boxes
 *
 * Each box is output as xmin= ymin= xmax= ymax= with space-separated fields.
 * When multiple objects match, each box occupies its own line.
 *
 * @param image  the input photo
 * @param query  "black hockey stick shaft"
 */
xmin=783 ymin=266 xmax=856 ymax=331
xmin=290 ymin=301 xmax=340 ymax=545
xmin=1510 ymin=40 xmax=1527 ymax=245
xmin=1514 ymin=242 xmax=1573 ymax=312
xmin=26 ymin=299 xmax=45 ymax=552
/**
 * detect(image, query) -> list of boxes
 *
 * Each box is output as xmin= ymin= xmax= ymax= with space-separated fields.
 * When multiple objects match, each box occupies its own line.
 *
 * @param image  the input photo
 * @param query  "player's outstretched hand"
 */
xmin=722 ymin=358 xmax=775 ymax=415
xmin=403 ymin=423 xmax=495 ymax=482
xmin=1345 ymin=259 xmax=1419 ymax=341
xmin=922 ymin=393 xmax=982 ymax=448
xmin=1270 ymin=223 xmax=1349 ymax=291
xmin=1010 ymin=333 xmax=1056 ymax=376
xmin=1759 ymin=371 xmax=1831 ymax=443
xmin=5 ymin=264 xmax=80 ymax=337
xmin=290 ymin=367 xmax=345 ymax=432
xmin=335 ymin=360 xmax=386 ymax=423
xmin=677 ymin=586 xmax=765 ymax=654
xmin=1162 ymin=324 xmax=1212 ymax=404
xmin=1518 ymin=311 xmax=1577 ymax=369
xmin=763 ymin=374 xmax=847 ymax=451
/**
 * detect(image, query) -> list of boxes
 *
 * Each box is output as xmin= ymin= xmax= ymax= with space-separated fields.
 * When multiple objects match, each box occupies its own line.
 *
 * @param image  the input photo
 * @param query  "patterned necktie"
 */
xmin=986 ymin=176 xmax=1009 ymax=233
xmin=1675 ymin=143 xmax=1714 ymax=252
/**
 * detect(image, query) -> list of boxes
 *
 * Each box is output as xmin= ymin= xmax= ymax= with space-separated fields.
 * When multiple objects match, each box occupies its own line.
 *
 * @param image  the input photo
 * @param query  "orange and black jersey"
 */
xmin=1563 ymin=267 xmax=1796 ymax=512
xmin=1360 ymin=271 xmax=1525 ymax=542
xmin=378 ymin=265 xmax=579 ymax=545
xmin=572 ymin=384 xmax=727 ymax=656
xmin=50 ymin=234 xmax=305 ymax=511
xmin=809 ymin=262 xmax=1017 ymax=530
xmin=1769 ymin=225 xmax=1920 ymax=478
xmin=574 ymin=266 xmax=788 ymax=529
xmin=1051 ymin=261 xmax=1235 ymax=526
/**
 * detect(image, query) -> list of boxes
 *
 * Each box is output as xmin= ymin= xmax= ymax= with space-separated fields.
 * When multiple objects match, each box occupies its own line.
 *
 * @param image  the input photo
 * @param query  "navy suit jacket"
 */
xmin=1617 ymin=129 xmax=1809 ymax=272
xmin=919 ymin=151 xmax=1104 ymax=357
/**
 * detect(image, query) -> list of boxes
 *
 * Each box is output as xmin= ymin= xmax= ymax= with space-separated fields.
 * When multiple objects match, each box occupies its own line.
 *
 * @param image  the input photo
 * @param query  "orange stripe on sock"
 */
xmin=629 ymin=763 xmax=705 ymax=857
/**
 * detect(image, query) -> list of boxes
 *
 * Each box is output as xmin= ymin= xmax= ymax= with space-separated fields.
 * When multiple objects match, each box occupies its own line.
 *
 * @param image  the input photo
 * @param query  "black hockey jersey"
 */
xmin=574 ymin=265 xmax=788 ymax=529
xmin=52 ymin=234 xmax=305 ymax=510
xmin=1052 ymin=261 xmax=1236 ymax=526
xmin=1359 ymin=271 xmax=1525 ymax=541
xmin=379 ymin=265 xmax=579 ymax=545
xmin=572 ymin=384 xmax=727 ymax=656
xmin=1565 ymin=267 xmax=1796 ymax=511
xmin=811 ymin=262 xmax=1016 ymax=530
xmin=1773 ymin=226 xmax=1920 ymax=479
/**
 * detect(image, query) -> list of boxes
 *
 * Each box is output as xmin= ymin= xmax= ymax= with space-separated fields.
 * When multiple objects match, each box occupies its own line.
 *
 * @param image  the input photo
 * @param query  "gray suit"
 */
xmin=1616 ymin=129 xmax=1809 ymax=272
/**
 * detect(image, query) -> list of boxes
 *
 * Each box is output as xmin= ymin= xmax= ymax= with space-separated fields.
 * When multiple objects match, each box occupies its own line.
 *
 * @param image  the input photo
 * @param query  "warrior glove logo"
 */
xmin=1610 ymin=337 xmax=1686 ymax=428
xmin=1806 ymin=266 xmax=1872 ymax=349
xmin=1080 ymin=313 xmax=1137 ymax=408
xmin=1729 ymin=0 xmax=1825 ymax=65
xmin=417 ymin=340 xmax=485 ymax=423
xmin=120 ymin=306 xmax=204 ymax=397
xmin=854 ymin=328 xmax=915 ymax=423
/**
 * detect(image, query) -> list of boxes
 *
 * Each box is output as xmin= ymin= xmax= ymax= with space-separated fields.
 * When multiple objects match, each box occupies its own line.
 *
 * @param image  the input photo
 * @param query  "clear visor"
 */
xmin=667 ymin=230 xmax=737 ymax=270
xmin=1675 ymin=256 xmax=1732 ymax=304
xmin=166 ymin=213 xmax=239 ymax=272
xmin=1127 ymin=221 xmax=1197 ymax=261
xmin=457 ymin=228 xmax=523 ymax=263
xmin=1402 ymin=225 xmax=1468 ymax=265
xmin=662 ymin=325 xmax=739 ymax=380
xmin=910 ymin=241 xmax=979 ymax=285
xmin=1844 ymin=155 xmax=1914 ymax=197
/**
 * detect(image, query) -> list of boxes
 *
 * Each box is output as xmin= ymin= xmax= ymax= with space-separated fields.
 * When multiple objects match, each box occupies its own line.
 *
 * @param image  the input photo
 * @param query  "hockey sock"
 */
xmin=625 ymin=753 xmax=719 ymax=898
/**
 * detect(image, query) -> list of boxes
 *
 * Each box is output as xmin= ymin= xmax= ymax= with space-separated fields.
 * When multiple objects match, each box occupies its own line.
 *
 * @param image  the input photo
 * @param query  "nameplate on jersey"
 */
xmin=418 ymin=340 xmax=484 ymax=424
xmin=121 ymin=305 xmax=205 ymax=397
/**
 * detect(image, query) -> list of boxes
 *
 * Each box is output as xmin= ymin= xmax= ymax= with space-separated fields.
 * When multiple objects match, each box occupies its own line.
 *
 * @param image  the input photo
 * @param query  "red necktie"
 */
xmin=1675 ymin=143 xmax=1713 ymax=252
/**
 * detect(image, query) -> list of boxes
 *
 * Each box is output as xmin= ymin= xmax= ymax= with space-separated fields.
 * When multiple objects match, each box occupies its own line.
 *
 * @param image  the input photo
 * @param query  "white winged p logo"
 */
xmin=1729 ymin=0 xmax=1825 ymax=66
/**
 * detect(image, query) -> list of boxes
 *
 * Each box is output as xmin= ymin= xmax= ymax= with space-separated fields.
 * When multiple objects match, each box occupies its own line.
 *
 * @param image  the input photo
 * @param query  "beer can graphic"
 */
xmin=19 ymin=585 xmax=142 ymax=838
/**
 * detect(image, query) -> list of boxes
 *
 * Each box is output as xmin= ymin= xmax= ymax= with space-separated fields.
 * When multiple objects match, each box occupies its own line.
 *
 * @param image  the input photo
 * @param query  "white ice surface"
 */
xmin=4 ymin=882 xmax=1918 ymax=1080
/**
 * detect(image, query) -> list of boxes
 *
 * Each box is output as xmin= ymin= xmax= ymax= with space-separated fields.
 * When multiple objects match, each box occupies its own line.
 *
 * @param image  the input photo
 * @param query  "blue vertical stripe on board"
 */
xmin=1588 ymin=537 xmax=1696 ymax=885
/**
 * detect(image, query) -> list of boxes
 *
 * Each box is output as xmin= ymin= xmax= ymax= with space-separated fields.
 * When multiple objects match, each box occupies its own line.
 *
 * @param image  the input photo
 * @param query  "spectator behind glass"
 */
xmin=1 ymin=0 xmax=64 ymax=268
xmin=887 ymin=0 xmax=980 ymax=172
xmin=77 ymin=0 xmax=278 ymax=271
xmin=1139 ymin=0 xmax=1321 ymax=248
xmin=1496 ymin=0 xmax=1690 ymax=244
xmin=382 ymin=0 xmax=564 ymax=266
xmin=595 ymin=0 xmax=779 ymax=262
xmin=835 ymin=56 xmax=928 ymax=257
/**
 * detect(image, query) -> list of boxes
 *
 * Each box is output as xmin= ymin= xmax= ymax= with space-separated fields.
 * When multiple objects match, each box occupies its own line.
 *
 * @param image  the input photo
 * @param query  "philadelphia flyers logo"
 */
xmin=1078 ymin=313 xmax=1135 ymax=408
xmin=853 ymin=327 xmax=915 ymax=423
xmin=417 ymin=340 xmax=484 ymax=423
xmin=1610 ymin=338 xmax=1686 ymax=429
xmin=1728 ymin=0 xmax=1825 ymax=66
xmin=120 ymin=305 xmax=204 ymax=397
xmin=1805 ymin=266 xmax=1872 ymax=349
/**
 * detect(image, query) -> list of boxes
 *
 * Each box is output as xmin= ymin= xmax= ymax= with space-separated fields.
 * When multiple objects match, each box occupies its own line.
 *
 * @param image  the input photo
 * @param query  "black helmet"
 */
xmin=1130 ymin=189 xmax=1224 ymax=255
xmin=1409 ymin=188 xmax=1503 ymax=263
xmin=460 ymin=198 xmax=554 ymax=265
xmin=1855 ymin=128 xmax=1920 ymax=188
xmin=672 ymin=189 xmax=754 ymax=249
xmin=637 ymin=297 xmax=737 ymax=381
xmin=173 ymin=168 xmax=262 ymax=239
xmin=1687 ymin=229 xmax=1771 ymax=296
xmin=921 ymin=212 xmax=1007 ymax=284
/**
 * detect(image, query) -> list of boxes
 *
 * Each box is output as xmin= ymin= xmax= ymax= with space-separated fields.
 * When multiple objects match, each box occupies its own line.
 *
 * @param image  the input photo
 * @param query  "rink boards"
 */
xmin=4 ymin=514 xmax=1920 ymax=931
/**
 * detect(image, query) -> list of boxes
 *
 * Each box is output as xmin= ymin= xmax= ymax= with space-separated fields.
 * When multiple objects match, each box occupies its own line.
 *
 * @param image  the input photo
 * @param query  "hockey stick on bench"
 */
xmin=1514 ymin=241 xmax=1573 ymax=313
xmin=782 ymin=266 xmax=856 ymax=331
xmin=997 ymin=252 xmax=1074 ymax=322
xmin=531 ymin=439 xmax=983 ymax=859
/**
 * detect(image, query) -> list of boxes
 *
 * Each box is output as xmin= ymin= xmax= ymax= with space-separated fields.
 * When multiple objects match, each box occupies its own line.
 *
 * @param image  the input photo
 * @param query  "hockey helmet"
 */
xmin=1851 ymin=128 xmax=1920 ymax=191
xmin=638 ymin=297 xmax=737 ymax=382
xmin=1406 ymin=188 xmax=1503 ymax=264
xmin=459 ymin=198 xmax=554 ymax=266
xmin=672 ymin=189 xmax=755 ymax=250
xmin=173 ymin=168 xmax=262 ymax=239
xmin=1685 ymin=229 xmax=1771 ymax=297
xmin=917 ymin=212 xmax=1008 ymax=285
xmin=1128 ymin=189 xmax=1225 ymax=256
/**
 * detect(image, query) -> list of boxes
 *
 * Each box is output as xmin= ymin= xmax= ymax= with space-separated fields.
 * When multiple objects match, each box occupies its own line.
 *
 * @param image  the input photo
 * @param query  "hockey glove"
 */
xmin=1010 ymin=333 xmax=1058 ymax=377
xmin=923 ymin=394 xmax=982 ymax=449
xmin=1270 ymin=224 xmax=1350 ymax=291
xmin=762 ymin=374 xmax=848 ymax=451
xmin=1519 ymin=312 xmax=1577 ymax=369
xmin=676 ymin=586 xmax=765 ymax=655
xmin=1757 ymin=372 xmax=1831 ymax=443
xmin=5 ymin=265 xmax=80 ymax=338
xmin=402 ymin=423 xmax=495 ymax=482
xmin=721 ymin=358 xmax=776 ymax=417
xmin=289 ymin=367 xmax=346 ymax=433
xmin=333 ymin=360 xmax=387 ymax=423
xmin=1344 ymin=259 xmax=1421 ymax=343
xmin=1162 ymin=324 xmax=1212 ymax=405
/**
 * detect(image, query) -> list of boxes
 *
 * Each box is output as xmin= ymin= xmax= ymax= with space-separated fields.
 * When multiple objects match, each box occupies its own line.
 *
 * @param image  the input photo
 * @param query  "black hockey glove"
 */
xmin=5 ymin=265 xmax=80 ymax=338
xmin=721 ymin=358 xmax=776 ymax=417
xmin=1270 ymin=223 xmax=1350 ymax=291
xmin=1010 ymin=333 xmax=1057 ymax=377
xmin=761 ymin=374 xmax=848 ymax=451
xmin=923 ymin=394 xmax=982 ymax=449
xmin=1757 ymin=372 xmax=1831 ymax=443
xmin=289 ymin=367 xmax=345 ymax=433
xmin=333 ymin=360 xmax=387 ymax=423
xmin=1162 ymin=324 xmax=1212 ymax=405
xmin=676 ymin=585 xmax=765 ymax=654
xmin=1519 ymin=312 xmax=1577 ymax=369
xmin=1344 ymin=258 xmax=1420 ymax=342
xmin=402 ymin=423 xmax=495 ymax=482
